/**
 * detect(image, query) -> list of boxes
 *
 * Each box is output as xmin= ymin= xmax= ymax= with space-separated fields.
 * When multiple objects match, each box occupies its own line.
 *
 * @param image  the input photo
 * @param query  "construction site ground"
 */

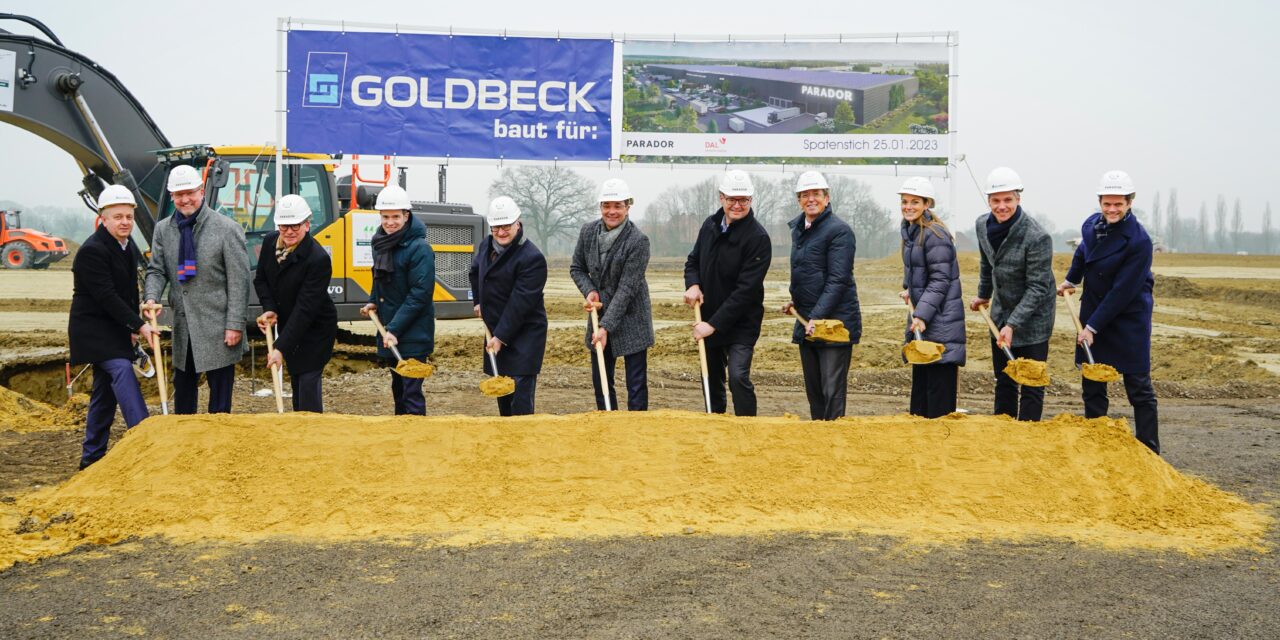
xmin=1 ymin=252 xmax=1278 ymax=638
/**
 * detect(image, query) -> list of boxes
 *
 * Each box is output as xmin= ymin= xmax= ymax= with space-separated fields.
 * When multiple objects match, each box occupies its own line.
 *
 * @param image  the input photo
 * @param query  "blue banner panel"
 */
xmin=286 ymin=30 xmax=614 ymax=160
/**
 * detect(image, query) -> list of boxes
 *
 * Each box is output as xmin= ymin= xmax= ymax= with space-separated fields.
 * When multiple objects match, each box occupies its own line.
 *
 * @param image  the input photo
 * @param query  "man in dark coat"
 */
xmin=897 ymin=177 xmax=966 ymax=419
xmin=360 ymin=186 xmax=436 ymax=415
xmin=470 ymin=196 xmax=548 ymax=416
xmin=683 ymin=170 xmax=772 ymax=416
xmin=782 ymin=171 xmax=861 ymax=420
xmin=69 ymin=185 xmax=156 ymax=469
xmin=570 ymin=178 xmax=655 ymax=411
xmin=253 ymin=195 xmax=337 ymax=412
xmin=970 ymin=167 xmax=1056 ymax=421
xmin=1060 ymin=170 xmax=1159 ymax=454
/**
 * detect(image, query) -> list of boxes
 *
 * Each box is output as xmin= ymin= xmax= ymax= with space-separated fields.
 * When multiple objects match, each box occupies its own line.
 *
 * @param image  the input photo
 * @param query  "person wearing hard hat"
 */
xmin=469 ymin=196 xmax=549 ymax=416
xmin=144 ymin=165 xmax=250 ymax=414
xmin=1057 ymin=171 xmax=1159 ymax=453
xmin=969 ymin=167 xmax=1056 ymax=421
xmin=683 ymin=169 xmax=772 ymax=416
xmin=69 ymin=185 xmax=157 ymax=469
xmin=779 ymin=171 xmax=861 ymax=420
xmin=358 ymin=186 xmax=436 ymax=415
xmin=570 ymin=178 xmax=655 ymax=411
xmin=897 ymin=177 xmax=966 ymax=418
xmin=253 ymin=195 xmax=338 ymax=412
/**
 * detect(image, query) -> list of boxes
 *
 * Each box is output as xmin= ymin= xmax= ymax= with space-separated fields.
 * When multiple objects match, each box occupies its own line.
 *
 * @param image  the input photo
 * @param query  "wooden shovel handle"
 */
xmin=1062 ymin=290 xmax=1085 ymax=333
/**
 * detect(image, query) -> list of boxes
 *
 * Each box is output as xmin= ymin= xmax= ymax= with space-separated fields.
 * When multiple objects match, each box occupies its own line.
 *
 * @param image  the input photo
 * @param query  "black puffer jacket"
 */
xmin=901 ymin=214 xmax=966 ymax=365
xmin=788 ymin=207 xmax=861 ymax=346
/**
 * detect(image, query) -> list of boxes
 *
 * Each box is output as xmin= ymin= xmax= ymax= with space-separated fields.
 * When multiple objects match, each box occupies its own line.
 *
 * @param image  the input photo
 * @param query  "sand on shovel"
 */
xmin=480 ymin=376 xmax=515 ymax=397
xmin=394 ymin=358 xmax=435 ymax=379
xmin=903 ymin=339 xmax=945 ymax=364
xmin=806 ymin=319 xmax=851 ymax=343
xmin=1082 ymin=362 xmax=1123 ymax=383
xmin=1005 ymin=358 xmax=1050 ymax=387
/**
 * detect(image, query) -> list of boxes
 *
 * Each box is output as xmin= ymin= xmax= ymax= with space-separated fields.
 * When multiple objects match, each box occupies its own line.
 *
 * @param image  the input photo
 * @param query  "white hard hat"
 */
xmin=487 ymin=196 xmax=521 ymax=226
xmin=166 ymin=165 xmax=203 ymax=193
xmin=719 ymin=170 xmax=755 ymax=197
xmin=1096 ymin=170 xmax=1135 ymax=196
xmin=374 ymin=185 xmax=412 ymax=211
xmin=897 ymin=176 xmax=936 ymax=200
xmin=96 ymin=184 xmax=136 ymax=210
xmin=598 ymin=178 xmax=632 ymax=203
xmin=794 ymin=171 xmax=830 ymax=193
xmin=984 ymin=167 xmax=1024 ymax=195
xmin=274 ymin=194 xmax=312 ymax=226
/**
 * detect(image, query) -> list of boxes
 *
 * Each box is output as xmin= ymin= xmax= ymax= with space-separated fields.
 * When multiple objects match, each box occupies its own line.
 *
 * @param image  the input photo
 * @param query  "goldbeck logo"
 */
xmin=303 ymin=52 xmax=348 ymax=108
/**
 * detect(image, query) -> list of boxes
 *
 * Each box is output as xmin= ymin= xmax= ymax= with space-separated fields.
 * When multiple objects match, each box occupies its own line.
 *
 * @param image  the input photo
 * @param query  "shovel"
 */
xmin=142 ymin=304 xmax=169 ymax=415
xmin=368 ymin=310 xmax=434 ymax=379
xmin=1062 ymin=290 xmax=1122 ymax=383
xmin=262 ymin=320 xmax=285 ymax=414
xmin=784 ymin=306 xmax=851 ymax=343
xmin=977 ymin=303 xmax=1049 ymax=387
xmin=902 ymin=298 xmax=945 ymax=365
xmin=693 ymin=301 xmax=712 ymax=414
xmin=586 ymin=300 xmax=612 ymax=411
xmin=480 ymin=325 xmax=515 ymax=398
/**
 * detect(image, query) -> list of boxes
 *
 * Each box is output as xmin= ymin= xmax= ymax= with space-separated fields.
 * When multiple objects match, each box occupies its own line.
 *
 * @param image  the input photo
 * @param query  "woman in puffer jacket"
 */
xmin=898 ymin=177 xmax=967 ymax=418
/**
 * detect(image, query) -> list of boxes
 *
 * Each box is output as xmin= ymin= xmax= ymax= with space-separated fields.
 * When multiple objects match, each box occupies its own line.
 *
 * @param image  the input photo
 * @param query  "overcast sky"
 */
xmin=2 ymin=0 xmax=1277 ymax=233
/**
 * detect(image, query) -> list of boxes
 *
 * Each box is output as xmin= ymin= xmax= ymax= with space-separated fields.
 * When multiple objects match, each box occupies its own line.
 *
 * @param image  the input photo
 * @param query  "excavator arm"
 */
xmin=0 ymin=14 xmax=171 ymax=238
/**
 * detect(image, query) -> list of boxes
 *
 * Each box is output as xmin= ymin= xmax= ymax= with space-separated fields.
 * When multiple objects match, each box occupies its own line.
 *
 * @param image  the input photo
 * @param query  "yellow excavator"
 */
xmin=0 ymin=14 xmax=482 ymax=319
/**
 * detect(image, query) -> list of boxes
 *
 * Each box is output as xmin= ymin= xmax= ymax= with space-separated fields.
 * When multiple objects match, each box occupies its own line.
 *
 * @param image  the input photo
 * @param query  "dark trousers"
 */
xmin=173 ymin=362 xmax=235 ymax=415
xmin=290 ymin=369 xmax=324 ymax=413
xmin=82 ymin=358 xmax=149 ymax=468
xmin=590 ymin=345 xmax=649 ymax=411
xmin=1083 ymin=373 xmax=1160 ymax=454
xmin=910 ymin=362 xmax=959 ymax=419
xmin=391 ymin=370 xmax=425 ymax=415
xmin=497 ymin=375 xmax=537 ymax=416
xmin=991 ymin=338 xmax=1048 ymax=421
xmin=704 ymin=343 xmax=756 ymax=416
xmin=798 ymin=343 xmax=851 ymax=420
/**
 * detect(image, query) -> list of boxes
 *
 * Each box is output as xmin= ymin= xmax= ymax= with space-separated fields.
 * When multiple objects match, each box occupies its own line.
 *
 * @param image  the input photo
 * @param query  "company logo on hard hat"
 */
xmin=303 ymin=52 xmax=349 ymax=108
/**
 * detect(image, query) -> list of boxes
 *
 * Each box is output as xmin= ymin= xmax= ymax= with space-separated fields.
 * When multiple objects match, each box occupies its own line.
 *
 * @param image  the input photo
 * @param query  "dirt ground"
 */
xmin=1 ymin=253 xmax=1278 ymax=638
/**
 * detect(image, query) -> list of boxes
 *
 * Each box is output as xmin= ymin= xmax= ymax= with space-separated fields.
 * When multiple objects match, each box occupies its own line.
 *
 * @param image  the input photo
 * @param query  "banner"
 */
xmin=286 ymin=30 xmax=614 ymax=161
xmin=619 ymin=39 xmax=950 ymax=161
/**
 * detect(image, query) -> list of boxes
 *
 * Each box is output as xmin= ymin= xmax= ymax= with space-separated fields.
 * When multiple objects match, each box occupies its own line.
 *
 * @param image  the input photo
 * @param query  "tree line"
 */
xmin=1142 ymin=190 xmax=1276 ymax=254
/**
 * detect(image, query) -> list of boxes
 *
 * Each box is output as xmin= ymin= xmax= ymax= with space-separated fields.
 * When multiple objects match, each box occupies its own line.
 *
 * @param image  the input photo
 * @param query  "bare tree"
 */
xmin=1165 ymin=189 xmax=1180 ymax=250
xmin=1149 ymin=191 xmax=1162 ymax=239
xmin=828 ymin=175 xmax=895 ymax=259
xmin=1263 ymin=202 xmax=1274 ymax=254
xmin=1231 ymin=198 xmax=1244 ymax=253
xmin=1213 ymin=195 xmax=1228 ymax=252
xmin=641 ymin=176 xmax=722 ymax=257
xmin=1197 ymin=203 xmax=1209 ymax=253
xmin=488 ymin=166 xmax=598 ymax=255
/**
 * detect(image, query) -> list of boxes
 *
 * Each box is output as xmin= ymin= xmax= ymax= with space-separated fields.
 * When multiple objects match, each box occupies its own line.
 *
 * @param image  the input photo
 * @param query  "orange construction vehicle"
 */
xmin=0 ymin=210 xmax=69 ymax=269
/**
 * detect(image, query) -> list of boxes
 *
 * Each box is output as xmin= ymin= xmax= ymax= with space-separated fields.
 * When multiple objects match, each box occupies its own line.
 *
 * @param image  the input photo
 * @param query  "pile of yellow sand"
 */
xmin=1083 ymin=362 xmax=1124 ymax=383
xmin=0 ymin=411 xmax=1269 ymax=569
xmin=0 ymin=386 xmax=85 ymax=433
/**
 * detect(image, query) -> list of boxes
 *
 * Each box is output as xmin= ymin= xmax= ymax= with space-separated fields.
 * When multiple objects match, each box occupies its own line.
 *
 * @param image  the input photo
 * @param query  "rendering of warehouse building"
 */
xmin=645 ymin=64 xmax=919 ymax=125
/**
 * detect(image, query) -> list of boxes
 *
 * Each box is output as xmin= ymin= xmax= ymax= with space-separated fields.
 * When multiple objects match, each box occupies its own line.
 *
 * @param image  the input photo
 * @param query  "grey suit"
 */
xmin=975 ymin=208 xmax=1056 ymax=421
xmin=144 ymin=205 xmax=251 ymax=374
xmin=975 ymin=211 xmax=1056 ymax=346
xmin=570 ymin=218 xmax=654 ymax=410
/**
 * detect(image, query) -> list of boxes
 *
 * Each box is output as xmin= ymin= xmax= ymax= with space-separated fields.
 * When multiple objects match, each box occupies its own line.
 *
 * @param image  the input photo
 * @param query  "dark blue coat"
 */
xmin=1064 ymin=212 xmax=1154 ymax=374
xmin=469 ymin=227 xmax=548 ymax=376
xmin=69 ymin=224 xmax=146 ymax=365
xmin=787 ymin=207 xmax=861 ymax=346
xmin=901 ymin=214 xmax=966 ymax=365
xmin=368 ymin=216 xmax=436 ymax=360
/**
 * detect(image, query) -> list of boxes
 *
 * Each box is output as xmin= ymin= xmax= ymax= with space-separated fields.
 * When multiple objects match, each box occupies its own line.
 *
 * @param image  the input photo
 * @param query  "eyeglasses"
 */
xmin=723 ymin=197 xmax=752 ymax=206
xmin=279 ymin=222 xmax=306 ymax=231
xmin=491 ymin=223 xmax=516 ymax=232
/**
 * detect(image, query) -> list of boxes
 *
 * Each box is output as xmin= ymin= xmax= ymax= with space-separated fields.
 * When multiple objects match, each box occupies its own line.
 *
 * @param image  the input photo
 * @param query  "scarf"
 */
xmin=276 ymin=234 xmax=296 ymax=264
xmin=175 ymin=209 xmax=200 ymax=282
xmin=1094 ymin=213 xmax=1127 ymax=240
xmin=371 ymin=223 xmax=408 ymax=283
xmin=986 ymin=207 xmax=1021 ymax=255
xmin=597 ymin=220 xmax=624 ymax=263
